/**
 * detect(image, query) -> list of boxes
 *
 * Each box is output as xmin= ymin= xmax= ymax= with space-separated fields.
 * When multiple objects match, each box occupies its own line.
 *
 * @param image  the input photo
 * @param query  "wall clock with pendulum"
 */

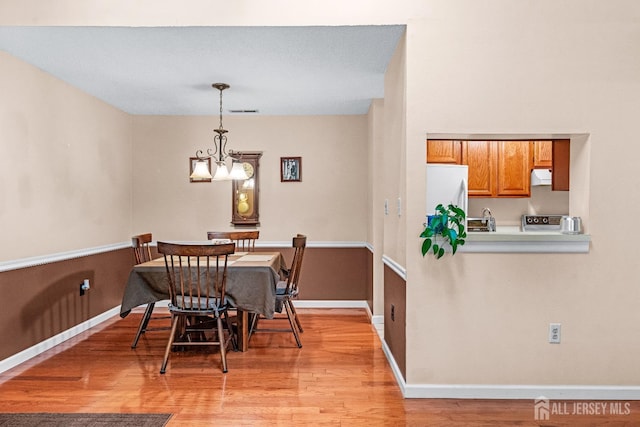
xmin=230 ymin=151 xmax=262 ymax=226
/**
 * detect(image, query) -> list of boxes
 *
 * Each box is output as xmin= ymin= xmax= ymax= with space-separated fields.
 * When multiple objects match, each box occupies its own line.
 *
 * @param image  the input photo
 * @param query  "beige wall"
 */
xmin=404 ymin=2 xmax=640 ymax=385
xmin=0 ymin=51 xmax=132 ymax=261
xmin=382 ymin=34 xmax=407 ymax=266
xmin=3 ymin=0 xmax=640 ymax=391
xmin=368 ymin=99 xmax=386 ymax=316
xmin=132 ymin=115 xmax=368 ymax=242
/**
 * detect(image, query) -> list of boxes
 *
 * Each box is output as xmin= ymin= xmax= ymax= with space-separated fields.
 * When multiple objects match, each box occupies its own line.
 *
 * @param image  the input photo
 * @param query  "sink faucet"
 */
xmin=481 ymin=208 xmax=496 ymax=232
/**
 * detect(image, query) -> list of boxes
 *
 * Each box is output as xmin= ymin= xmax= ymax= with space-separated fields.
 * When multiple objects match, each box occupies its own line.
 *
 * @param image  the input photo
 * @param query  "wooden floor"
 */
xmin=0 ymin=308 xmax=638 ymax=426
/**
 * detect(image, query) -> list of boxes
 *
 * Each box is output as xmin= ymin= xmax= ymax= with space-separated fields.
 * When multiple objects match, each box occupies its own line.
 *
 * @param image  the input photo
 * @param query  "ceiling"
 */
xmin=0 ymin=25 xmax=405 ymax=116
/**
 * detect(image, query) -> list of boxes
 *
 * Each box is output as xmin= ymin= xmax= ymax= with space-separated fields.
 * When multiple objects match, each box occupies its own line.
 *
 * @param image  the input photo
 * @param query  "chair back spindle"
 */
xmin=132 ymin=233 xmax=153 ymax=264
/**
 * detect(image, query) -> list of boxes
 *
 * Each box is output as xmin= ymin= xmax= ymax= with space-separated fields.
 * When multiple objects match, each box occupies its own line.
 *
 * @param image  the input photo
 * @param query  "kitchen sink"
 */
xmin=467 ymin=217 xmax=496 ymax=232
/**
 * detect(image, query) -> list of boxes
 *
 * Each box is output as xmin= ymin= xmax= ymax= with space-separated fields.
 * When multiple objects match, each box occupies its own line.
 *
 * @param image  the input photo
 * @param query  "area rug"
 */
xmin=0 ymin=413 xmax=172 ymax=426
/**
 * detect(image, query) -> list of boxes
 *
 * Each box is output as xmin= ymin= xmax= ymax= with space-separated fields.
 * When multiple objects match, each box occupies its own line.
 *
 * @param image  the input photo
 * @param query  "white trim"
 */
xmin=376 ymin=321 xmax=640 ymax=400
xmin=292 ymin=300 xmax=369 ymax=309
xmin=371 ymin=314 xmax=384 ymax=325
xmin=256 ymin=241 xmax=367 ymax=248
xmin=0 ymin=242 xmax=131 ymax=273
xmin=402 ymin=384 xmax=640 ymax=400
xmin=382 ymin=255 xmax=406 ymax=281
xmin=0 ymin=306 xmax=121 ymax=375
xmin=379 ymin=331 xmax=407 ymax=396
xmin=378 ymin=337 xmax=640 ymax=400
xmin=365 ymin=242 xmax=373 ymax=252
xmin=0 ymin=241 xmax=370 ymax=272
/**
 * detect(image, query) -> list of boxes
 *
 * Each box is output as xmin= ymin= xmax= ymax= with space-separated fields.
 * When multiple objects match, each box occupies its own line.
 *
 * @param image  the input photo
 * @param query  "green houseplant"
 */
xmin=420 ymin=203 xmax=467 ymax=259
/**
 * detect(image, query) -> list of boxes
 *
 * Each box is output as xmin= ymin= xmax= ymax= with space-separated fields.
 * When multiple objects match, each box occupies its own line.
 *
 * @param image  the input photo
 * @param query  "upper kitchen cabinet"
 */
xmin=461 ymin=140 xmax=497 ymax=197
xmin=533 ymin=141 xmax=553 ymax=169
xmin=427 ymin=138 xmax=570 ymax=195
xmin=496 ymin=141 xmax=532 ymax=197
xmin=461 ymin=141 xmax=532 ymax=198
xmin=426 ymin=140 xmax=462 ymax=164
xmin=552 ymin=139 xmax=570 ymax=191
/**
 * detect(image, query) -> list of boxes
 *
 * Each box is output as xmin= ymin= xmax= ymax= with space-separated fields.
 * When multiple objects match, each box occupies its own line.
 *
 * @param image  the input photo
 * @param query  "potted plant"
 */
xmin=420 ymin=203 xmax=467 ymax=259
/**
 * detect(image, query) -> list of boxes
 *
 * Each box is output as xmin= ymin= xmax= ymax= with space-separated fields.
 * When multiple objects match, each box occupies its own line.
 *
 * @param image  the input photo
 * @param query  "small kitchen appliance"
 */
xmin=560 ymin=216 xmax=582 ymax=234
xmin=521 ymin=214 xmax=566 ymax=232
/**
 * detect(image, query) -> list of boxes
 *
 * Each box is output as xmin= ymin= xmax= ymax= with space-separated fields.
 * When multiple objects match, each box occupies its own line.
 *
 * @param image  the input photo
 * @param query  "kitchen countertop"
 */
xmin=462 ymin=226 xmax=590 ymax=253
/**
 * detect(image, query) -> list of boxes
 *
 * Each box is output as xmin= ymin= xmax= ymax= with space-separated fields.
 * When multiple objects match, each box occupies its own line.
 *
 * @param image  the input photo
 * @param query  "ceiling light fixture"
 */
xmin=189 ymin=83 xmax=248 ymax=181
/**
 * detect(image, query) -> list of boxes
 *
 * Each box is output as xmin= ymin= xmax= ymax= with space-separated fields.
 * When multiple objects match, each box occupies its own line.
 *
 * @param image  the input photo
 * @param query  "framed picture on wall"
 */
xmin=189 ymin=157 xmax=212 ymax=183
xmin=280 ymin=157 xmax=301 ymax=182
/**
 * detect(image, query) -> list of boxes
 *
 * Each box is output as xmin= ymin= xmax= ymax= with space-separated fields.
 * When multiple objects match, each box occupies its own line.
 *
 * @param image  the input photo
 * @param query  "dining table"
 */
xmin=120 ymin=249 xmax=285 ymax=351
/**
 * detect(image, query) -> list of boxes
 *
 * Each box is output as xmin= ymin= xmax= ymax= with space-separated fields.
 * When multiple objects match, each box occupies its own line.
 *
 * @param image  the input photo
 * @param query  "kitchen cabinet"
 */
xmin=496 ymin=141 xmax=532 ymax=197
xmin=461 ymin=140 xmax=496 ymax=197
xmin=426 ymin=140 xmax=461 ymax=164
xmin=552 ymin=139 xmax=570 ymax=191
xmin=427 ymin=138 xmax=567 ymax=195
xmin=461 ymin=141 xmax=531 ymax=198
xmin=533 ymin=141 xmax=552 ymax=169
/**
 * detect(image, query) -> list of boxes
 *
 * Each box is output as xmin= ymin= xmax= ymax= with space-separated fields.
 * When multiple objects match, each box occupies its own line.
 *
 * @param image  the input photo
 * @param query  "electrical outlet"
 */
xmin=384 ymin=199 xmax=389 ymax=215
xmin=397 ymin=197 xmax=402 ymax=217
xmin=390 ymin=304 xmax=395 ymax=321
xmin=548 ymin=323 xmax=561 ymax=344
xmin=80 ymin=279 xmax=90 ymax=296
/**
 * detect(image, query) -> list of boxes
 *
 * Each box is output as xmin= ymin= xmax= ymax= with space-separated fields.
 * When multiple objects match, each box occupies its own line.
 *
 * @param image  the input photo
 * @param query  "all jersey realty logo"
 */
xmin=534 ymin=396 xmax=631 ymax=420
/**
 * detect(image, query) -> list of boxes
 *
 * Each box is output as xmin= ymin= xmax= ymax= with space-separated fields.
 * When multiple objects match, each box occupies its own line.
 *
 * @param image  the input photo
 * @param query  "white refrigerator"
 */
xmin=426 ymin=164 xmax=468 ymax=217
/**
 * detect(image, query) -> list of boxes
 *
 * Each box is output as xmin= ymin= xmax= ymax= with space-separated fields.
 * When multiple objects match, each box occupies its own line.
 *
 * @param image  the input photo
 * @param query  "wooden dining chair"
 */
xmin=207 ymin=230 xmax=259 ymax=252
xmin=249 ymin=234 xmax=306 ymax=348
xmin=131 ymin=233 xmax=171 ymax=349
xmin=158 ymin=241 xmax=236 ymax=374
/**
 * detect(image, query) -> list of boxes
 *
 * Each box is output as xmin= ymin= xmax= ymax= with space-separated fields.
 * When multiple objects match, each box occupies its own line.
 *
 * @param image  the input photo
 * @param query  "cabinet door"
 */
xmin=496 ymin=141 xmax=531 ymax=197
xmin=552 ymin=139 xmax=570 ymax=191
xmin=462 ymin=141 xmax=496 ymax=197
xmin=533 ymin=141 xmax=553 ymax=169
xmin=426 ymin=140 xmax=461 ymax=164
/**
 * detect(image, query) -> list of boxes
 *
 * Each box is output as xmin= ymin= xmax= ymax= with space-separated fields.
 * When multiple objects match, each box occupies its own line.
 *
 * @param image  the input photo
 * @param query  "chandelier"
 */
xmin=189 ymin=83 xmax=248 ymax=181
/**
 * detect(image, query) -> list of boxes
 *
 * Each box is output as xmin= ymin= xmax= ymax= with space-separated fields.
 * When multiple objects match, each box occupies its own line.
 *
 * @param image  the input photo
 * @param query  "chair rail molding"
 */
xmin=256 ymin=241 xmax=367 ymax=248
xmin=0 ymin=242 xmax=132 ymax=273
xmin=382 ymin=255 xmax=406 ymax=281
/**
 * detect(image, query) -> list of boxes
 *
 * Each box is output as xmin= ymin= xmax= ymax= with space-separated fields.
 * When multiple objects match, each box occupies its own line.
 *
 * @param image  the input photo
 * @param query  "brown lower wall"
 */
xmin=259 ymin=246 xmax=369 ymax=300
xmin=366 ymin=248 xmax=373 ymax=312
xmin=0 ymin=248 xmax=134 ymax=361
xmin=0 ymin=245 xmax=368 ymax=363
xmin=384 ymin=264 xmax=406 ymax=380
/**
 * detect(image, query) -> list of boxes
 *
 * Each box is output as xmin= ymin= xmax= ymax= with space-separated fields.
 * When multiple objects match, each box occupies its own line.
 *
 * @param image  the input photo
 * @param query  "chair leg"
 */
xmin=222 ymin=310 xmax=237 ymax=351
xmin=288 ymin=300 xmax=304 ymax=333
xmin=160 ymin=315 xmax=179 ymax=374
xmin=247 ymin=313 xmax=260 ymax=341
xmin=284 ymin=299 xmax=302 ymax=348
xmin=131 ymin=302 xmax=155 ymax=348
xmin=216 ymin=316 xmax=228 ymax=373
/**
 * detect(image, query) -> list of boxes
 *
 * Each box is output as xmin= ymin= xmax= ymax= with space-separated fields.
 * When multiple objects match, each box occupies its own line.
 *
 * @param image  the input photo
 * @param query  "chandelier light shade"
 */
xmin=229 ymin=160 xmax=249 ymax=179
xmin=190 ymin=83 xmax=248 ymax=181
xmin=190 ymin=159 xmax=213 ymax=180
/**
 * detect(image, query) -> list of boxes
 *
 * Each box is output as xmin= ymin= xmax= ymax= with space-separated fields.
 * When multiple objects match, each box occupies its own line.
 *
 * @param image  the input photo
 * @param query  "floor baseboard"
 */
xmin=0 ymin=306 xmax=121 ymax=375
